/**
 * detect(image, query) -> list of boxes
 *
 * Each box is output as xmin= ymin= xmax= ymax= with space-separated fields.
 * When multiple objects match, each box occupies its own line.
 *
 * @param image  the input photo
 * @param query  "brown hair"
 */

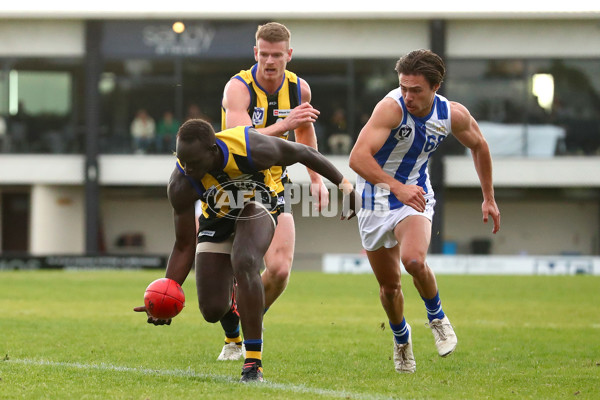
xmin=395 ymin=49 xmax=446 ymax=88
xmin=256 ymin=22 xmax=291 ymax=45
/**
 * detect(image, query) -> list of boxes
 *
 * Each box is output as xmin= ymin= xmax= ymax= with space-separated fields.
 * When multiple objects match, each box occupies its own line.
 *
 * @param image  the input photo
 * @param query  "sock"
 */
xmin=224 ymin=328 xmax=242 ymax=345
xmin=389 ymin=317 xmax=410 ymax=344
xmin=220 ymin=307 xmax=241 ymax=344
xmin=244 ymin=339 xmax=263 ymax=366
xmin=422 ymin=291 xmax=445 ymax=322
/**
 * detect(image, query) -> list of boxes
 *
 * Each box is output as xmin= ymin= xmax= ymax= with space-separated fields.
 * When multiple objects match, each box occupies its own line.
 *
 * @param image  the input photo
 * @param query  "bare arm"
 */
xmin=450 ymin=102 xmax=501 ymax=233
xmin=222 ymin=78 xmax=320 ymax=137
xmin=248 ymin=130 xmax=356 ymax=218
xmin=165 ymin=170 xmax=198 ymax=282
xmin=349 ymin=98 xmax=427 ymax=213
xmin=134 ymin=169 xmax=197 ymax=323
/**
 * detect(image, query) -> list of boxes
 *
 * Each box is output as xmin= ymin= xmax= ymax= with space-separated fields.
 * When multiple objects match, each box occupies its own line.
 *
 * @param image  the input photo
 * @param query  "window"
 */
xmin=0 ymin=58 xmax=83 ymax=154
xmin=446 ymin=59 xmax=600 ymax=157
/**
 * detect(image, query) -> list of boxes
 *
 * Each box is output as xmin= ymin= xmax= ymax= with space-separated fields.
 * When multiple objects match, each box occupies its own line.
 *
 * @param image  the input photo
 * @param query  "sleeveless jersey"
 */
xmin=221 ymin=64 xmax=301 ymax=193
xmin=176 ymin=126 xmax=279 ymax=222
xmin=356 ymin=89 xmax=452 ymax=211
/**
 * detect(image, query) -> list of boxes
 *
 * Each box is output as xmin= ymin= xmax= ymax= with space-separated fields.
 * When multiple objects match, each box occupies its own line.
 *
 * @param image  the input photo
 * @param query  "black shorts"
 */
xmin=197 ymin=204 xmax=280 ymax=244
xmin=277 ymin=174 xmax=293 ymax=214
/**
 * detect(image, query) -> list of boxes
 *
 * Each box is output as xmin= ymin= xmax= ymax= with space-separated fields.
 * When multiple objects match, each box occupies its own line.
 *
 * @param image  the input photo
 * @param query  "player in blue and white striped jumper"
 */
xmin=349 ymin=49 xmax=501 ymax=374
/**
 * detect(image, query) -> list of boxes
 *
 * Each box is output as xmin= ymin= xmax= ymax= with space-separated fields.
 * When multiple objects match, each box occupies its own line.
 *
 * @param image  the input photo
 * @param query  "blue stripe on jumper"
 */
xmin=365 ymin=109 xmax=408 ymax=210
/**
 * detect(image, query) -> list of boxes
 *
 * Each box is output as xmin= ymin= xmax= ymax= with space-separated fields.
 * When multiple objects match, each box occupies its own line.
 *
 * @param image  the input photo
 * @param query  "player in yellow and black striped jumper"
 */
xmin=218 ymin=21 xmax=330 ymax=362
xmin=135 ymin=119 xmax=357 ymax=382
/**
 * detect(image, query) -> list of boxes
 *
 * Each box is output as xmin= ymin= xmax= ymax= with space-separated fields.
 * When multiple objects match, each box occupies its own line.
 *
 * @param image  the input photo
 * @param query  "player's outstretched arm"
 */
xmin=134 ymin=169 xmax=197 ymax=325
xmin=248 ymin=129 xmax=358 ymax=219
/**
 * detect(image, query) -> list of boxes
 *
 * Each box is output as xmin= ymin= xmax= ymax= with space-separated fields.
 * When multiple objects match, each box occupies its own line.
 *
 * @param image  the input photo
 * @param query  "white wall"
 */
xmin=447 ymin=20 xmax=600 ymax=58
xmin=1 ymin=18 xmax=596 ymax=60
xmin=444 ymin=194 xmax=600 ymax=256
xmin=0 ymin=20 xmax=84 ymax=57
xmin=282 ymin=19 xmax=429 ymax=58
xmin=30 ymin=185 xmax=84 ymax=254
xmin=90 ymin=186 xmax=600 ymax=266
xmin=101 ymin=190 xmax=173 ymax=254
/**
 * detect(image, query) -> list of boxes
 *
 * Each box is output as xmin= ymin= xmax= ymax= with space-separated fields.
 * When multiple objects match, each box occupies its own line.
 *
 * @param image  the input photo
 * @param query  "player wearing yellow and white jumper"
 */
xmin=218 ymin=22 xmax=328 ymax=363
xmin=222 ymin=65 xmax=301 ymax=196
xmin=350 ymin=49 xmax=501 ymax=374
xmin=134 ymin=119 xmax=358 ymax=383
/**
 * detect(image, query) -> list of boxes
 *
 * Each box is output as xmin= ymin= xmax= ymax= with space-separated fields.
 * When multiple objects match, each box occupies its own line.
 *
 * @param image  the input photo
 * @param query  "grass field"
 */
xmin=1 ymin=270 xmax=599 ymax=399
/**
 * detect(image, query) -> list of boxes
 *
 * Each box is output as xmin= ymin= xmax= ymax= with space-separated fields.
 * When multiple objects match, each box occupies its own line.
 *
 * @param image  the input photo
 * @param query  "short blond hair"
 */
xmin=256 ymin=22 xmax=291 ymax=45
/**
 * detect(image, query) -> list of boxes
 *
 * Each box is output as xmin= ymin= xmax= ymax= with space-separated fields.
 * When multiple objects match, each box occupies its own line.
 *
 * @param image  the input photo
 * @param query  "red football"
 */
xmin=144 ymin=278 xmax=185 ymax=319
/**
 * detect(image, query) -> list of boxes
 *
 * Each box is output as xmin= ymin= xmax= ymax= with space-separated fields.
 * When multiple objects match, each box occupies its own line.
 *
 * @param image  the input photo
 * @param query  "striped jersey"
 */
xmin=176 ymin=126 xmax=279 ymax=221
xmin=356 ymin=89 xmax=452 ymax=211
xmin=221 ymin=64 xmax=301 ymax=192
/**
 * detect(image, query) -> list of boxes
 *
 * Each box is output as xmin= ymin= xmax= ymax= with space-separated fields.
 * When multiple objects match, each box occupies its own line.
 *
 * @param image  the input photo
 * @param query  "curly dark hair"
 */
xmin=395 ymin=49 xmax=446 ymax=88
xmin=176 ymin=119 xmax=215 ymax=144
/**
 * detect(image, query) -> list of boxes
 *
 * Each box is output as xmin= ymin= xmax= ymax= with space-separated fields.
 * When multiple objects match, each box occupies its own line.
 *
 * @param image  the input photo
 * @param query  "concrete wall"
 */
xmin=282 ymin=19 xmax=429 ymax=58
xmin=86 ymin=186 xmax=600 ymax=266
xmin=2 ymin=19 xmax=599 ymax=60
xmin=443 ymin=192 xmax=600 ymax=256
xmin=2 ymin=155 xmax=600 ymax=258
xmin=101 ymin=189 xmax=172 ymax=254
xmin=30 ymin=185 xmax=85 ymax=254
xmin=447 ymin=19 xmax=600 ymax=58
xmin=0 ymin=20 xmax=84 ymax=57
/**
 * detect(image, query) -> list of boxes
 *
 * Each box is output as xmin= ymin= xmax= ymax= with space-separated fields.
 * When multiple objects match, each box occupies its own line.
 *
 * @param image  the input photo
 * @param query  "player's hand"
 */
xmin=310 ymin=181 xmax=330 ymax=211
xmin=338 ymin=178 xmax=360 ymax=221
xmin=283 ymin=103 xmax=320 ymax=131
xmin=339 ymin=178 xmax=358 ymax=220
xmin=392 ymin=183 xmax=426 ymax=213
xmin=341 ymin=189 xmax=360 ymax=220
xmin=133 ymin=305 xmax=172 ymax=326
xmin=482 ymin=199 xmax=501 ymax=234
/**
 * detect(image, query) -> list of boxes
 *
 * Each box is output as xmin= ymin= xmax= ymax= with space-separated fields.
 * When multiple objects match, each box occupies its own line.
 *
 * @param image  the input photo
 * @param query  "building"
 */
xmin=1 ymin=4 xmax=600 ymax=268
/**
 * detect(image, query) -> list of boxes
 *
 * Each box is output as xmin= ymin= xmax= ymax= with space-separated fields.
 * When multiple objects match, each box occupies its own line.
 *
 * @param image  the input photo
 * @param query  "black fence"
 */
xmin=0 ymin=255 xmax=167 ymax=270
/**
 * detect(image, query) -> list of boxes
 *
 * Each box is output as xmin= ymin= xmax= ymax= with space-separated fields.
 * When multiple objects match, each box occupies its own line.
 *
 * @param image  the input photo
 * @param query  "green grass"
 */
xmin=1 ymin=270 xmax=599 ymax=399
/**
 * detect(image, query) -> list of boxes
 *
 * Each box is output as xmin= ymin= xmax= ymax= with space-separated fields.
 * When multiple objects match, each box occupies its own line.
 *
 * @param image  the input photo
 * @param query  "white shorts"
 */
xmin=357 ymin=198 xmax=436 ymax=251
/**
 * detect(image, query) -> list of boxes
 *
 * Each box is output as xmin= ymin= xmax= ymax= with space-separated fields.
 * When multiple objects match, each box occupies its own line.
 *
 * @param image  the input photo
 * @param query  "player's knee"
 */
xmin=401 ymin=256 xmax=426 ymax=276
xmin=380 ymin=281 xmax=402 ymax=301
xmin=265 ymin=260 xmax=292 ymax=284
xmin=198 ymin=303 xmax=227 ymax=323
xmin=231 ymin=252 xmax=262 ymax=275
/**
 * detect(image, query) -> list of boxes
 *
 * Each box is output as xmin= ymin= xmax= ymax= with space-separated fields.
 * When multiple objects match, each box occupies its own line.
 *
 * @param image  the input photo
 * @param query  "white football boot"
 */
xmin=429 ymin=316 xmax=457 ymax=357
xmin=393 ymin=324 xmax=416 ymax=373
xmin=217 ymin=342 xmax=245 ymax=361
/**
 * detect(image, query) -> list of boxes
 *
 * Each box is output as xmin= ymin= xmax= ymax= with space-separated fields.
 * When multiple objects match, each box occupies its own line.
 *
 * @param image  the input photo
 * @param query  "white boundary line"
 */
xmin=7 ymin=358 xmax=399 ymax=400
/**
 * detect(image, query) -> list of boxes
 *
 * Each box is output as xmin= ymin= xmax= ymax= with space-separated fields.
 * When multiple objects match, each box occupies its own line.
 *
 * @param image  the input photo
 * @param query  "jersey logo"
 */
xmin=273 ymin=109 xmax=291 ymax=117
xmin=206 ymin=180 xmax=277 ymax=220
xmin=426 ymin=121 xmax=448 ymax=134
xmin=252 ymin=107 xmax=265 ymax=125
xmin=394 ymin=125 xmax=412 ymax=141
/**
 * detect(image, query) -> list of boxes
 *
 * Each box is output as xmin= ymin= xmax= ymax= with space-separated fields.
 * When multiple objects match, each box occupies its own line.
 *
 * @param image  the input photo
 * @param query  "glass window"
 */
xmin=0 ymin=58 xmax=83 ymax=154
xmin=528 ymin=59 xmax=600 ymax=155
xmin=446 ymin=58 xmax=600 ymax=157
xmin=14 ymin=71 xmax=71 ymax=116
xmin=100 ymin=59 xmax=177 ymax=154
